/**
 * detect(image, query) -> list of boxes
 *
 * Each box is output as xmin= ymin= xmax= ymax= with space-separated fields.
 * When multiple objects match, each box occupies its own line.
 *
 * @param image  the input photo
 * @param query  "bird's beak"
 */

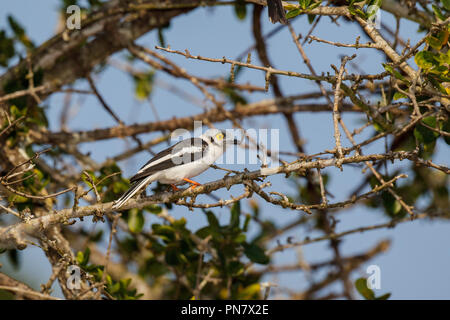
xmin=225 ymin=138 xmax=239 ymax=146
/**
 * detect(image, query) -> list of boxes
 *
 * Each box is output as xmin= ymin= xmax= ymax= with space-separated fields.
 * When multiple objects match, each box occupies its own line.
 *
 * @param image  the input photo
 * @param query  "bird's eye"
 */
xmin=216 ymin=133 xmax=224 ymax=141
xmin=210 ymin=136 xmax=215 ymax=143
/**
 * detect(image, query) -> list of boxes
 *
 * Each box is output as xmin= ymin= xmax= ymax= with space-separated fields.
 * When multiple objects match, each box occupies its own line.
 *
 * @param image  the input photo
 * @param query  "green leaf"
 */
xmin=128 ymin=209 xmax=145 ymax=233
xmin=9 ymin=194 xmax=29 ymax=203
xmin=82 ymin=170 xmax=96 ymax=188
xmin=307 ymin=14 xmax=316 ymax=24
xmin=382 ymin=63 xmax=407 ymax=82
xmin=435 ymin=50 xmax=450 ymax=65
xmin=426 ymin=30 xmax=449 ymax=50
xmin=393 ymin=91 xmax=407 ymax=100
xmin=7 ymin=15 xmax=34 ymax=49
xmin=355 ymin=278 xmax=391 ymax=300
xmin=234 ymin=233 xmax=246 ymax=243
xmin=109 ymin=281 xmax=121 ymax=294
xmin=355 ymin=278 xmax=375 ymax=300
xmin=165 ymin=245 xmax=183 ymax=266
xmin=427 ymin=36 xmax=443 ymax=51
xmin=0 ymin=30 xmax=15 ymax=67
xmin=243 ymin=214 xmax=251 ymax=232
xmin=143 ymin=258 xmax=168 ymax=277
xmin=234 ymin=0 xmax=247 ymax=20
xmin=145 ymin=204 xmax=162 ymax=214
xmin=205 ymin=210 xmax=220 ymax=230
xmin=423 ymin=140 xmax=436 ymax=153
xmin=354 ymin=8 xmax=367 ymax=18
xmin=230 ymin=201 xmax=241 ymax=229
xmin=422 ymin=117 xmax=440 ymax=132
xmin=237 ymin=283 xmax=261 ymax=299
xmin=62 ymin=0 xmax=78 ymax=9
xmin=157 ymin=28 xmax=166 ymax=47
xmin=432 ymin=4 xmax=446 ymax=20
xmin=414 ymin=116 xmax=440 ymax=144
xmin=152 ymin=224 xmax=176 ymax=242
xmin=376 ymin=293 xmax=391 ymax=300
xmin=89 ymin=230 xmax=104 ymax=242
xmin=27 ymin=105 xmax=49 ymax=128
xmin=222 ymin=87 xmax=247 ymax=106
xmin=382 ymin=191 xmax=402 ymax=216
xmin=348 ymin=5 xmax=356 ymax=15
xmin=428 ymin=77 xmax=448 ymax=95
xmin=243 ymin=242 xmax=269 ymax=264
xmin=7 ymin=249 xmax=20 ymax=268
xmin=120 ymin=278 xmax=132 ymax=289
xmin=372 ymin=121 xmax=385 ymax=133
xmin=22 ymin=171 xmax=36 ymax=188
xmin=156 ymin=19 xmax=170 ymax=48
xmin=368 ymin=0 xmax=382 ymax=8
xmin=133 ymin=71 xmax=154 ymax=100
xmin=9 ymin=105 xmax=25 ymax=119
xmin=77 ymin=248 xmax=90 ymax=266
xmin=227 ymin=261 xmax=245 ymax=276
xmin=195 ymin=226 xmax=212 ymax=239
xmin=299 ymin=0 xmax=311 ymax=10
xmin=87 ymin=0 xmax=103 ymax=8
xmin=7 ymin=16 xmax=25 ymax=38
xmin=286 ymin=9 xmax=302 ymax=19
xmin=172 ymin=217 xmax=187 ymax=230
xmin=308 ymin=1 xmax=321 ymax=10
xmin=442 ymin=119 xmax=450 ymax=145
xmin=441 ymin=0 xmax=450 ymax=11
xmin=415 ymin=51 xmax=438 ymax=70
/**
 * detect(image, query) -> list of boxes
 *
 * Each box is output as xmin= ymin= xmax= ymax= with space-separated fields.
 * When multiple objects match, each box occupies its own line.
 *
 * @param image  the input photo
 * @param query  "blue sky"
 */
xmin=0 ymin=0 xmax=449 ymax=299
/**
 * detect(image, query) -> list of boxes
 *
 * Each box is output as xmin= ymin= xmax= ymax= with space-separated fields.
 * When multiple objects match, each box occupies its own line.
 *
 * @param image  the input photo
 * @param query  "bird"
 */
xmin=112 ymin=129 xmax=239 ymax=210
xmin=267 ymin=0 xmax=287 ymax=24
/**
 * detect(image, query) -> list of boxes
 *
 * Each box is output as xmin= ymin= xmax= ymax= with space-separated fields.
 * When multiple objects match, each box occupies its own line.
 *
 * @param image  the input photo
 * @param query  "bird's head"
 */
xmin=201 ymin=128 xmax=240 ymax=148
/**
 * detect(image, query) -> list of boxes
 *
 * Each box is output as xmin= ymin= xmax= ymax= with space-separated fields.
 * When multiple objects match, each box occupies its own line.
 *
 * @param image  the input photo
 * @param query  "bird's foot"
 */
xmin=170 ymin=184 xmax=179 ymax=191
xmin=183 ymin=178 xmax=202 ymax=189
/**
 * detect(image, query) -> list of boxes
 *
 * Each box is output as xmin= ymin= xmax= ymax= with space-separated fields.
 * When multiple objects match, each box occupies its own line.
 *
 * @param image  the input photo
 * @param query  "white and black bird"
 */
xmin=112 ymin=129 xmax=239 ymax=210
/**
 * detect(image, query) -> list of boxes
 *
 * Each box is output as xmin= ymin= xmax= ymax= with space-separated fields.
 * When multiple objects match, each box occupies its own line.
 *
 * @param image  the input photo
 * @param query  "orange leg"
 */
xmin=170 ymin=184 xmax=179 ymax=191
xmin=183 ymin=178 xmax=202 ymax=188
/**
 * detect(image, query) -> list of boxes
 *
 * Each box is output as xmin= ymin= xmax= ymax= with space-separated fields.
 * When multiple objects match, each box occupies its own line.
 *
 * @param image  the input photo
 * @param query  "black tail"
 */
xmin=268 ymin=0 xmax=287 ymax=24
xmin=112 ymin=176 xmax=153 ymax=210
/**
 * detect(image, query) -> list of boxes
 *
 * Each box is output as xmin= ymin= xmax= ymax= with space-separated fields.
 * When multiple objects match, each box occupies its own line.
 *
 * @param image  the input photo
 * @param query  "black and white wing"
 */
xmin=129 ymin=137 xmax=208 ymax=182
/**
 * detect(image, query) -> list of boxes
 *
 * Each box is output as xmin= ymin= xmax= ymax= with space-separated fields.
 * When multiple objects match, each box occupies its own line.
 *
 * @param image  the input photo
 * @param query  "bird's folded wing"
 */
xmin=129 ymin=137 xmax=208 ymax=182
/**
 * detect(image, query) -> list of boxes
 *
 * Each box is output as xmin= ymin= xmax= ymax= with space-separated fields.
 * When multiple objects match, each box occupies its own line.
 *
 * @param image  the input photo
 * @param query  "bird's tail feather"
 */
xmin=112 ymin=175 xmax=154 ymax=210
